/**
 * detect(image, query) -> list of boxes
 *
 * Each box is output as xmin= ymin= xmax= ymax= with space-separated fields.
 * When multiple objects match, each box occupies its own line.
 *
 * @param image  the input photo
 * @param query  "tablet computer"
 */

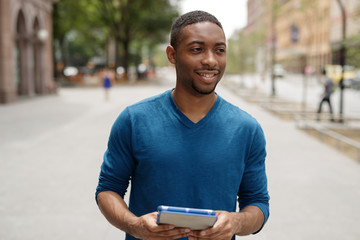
xmin=156 ymin=205 xmax=217 ymax=230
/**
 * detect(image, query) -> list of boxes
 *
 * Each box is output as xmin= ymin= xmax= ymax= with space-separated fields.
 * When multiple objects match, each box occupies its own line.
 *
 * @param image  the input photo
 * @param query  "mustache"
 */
xmin=195 ymin=68 xmax=221 ymax=73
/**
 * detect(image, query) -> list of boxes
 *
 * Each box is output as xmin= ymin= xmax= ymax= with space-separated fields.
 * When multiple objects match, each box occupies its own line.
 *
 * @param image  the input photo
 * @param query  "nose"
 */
xmin=201 ymin=50 xmax=217 ymax=68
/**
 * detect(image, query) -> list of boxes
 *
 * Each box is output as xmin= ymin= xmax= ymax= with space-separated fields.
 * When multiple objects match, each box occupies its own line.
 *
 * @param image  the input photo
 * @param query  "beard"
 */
xmin=191 ymin=80 xmax=219 ymax=95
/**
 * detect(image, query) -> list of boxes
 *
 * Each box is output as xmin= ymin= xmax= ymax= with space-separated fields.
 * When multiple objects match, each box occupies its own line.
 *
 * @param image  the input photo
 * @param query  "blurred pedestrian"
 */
xmin=96 ymin=10 xmax=269 ymax=240
xmin=317 ymin=68 xmax=335 ymax=122
xmin=102 ymin=70 xmax=112 ymax=100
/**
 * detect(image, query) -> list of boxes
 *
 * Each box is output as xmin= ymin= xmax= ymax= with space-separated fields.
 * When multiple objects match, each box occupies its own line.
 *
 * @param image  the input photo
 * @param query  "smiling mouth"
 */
xmin=196 ymin=71 xmax=220 ymax=85
xmin=199 ymin=73 xmax=217 ymax=77
xmin=197 ymin=69 xmax=220 ymax=77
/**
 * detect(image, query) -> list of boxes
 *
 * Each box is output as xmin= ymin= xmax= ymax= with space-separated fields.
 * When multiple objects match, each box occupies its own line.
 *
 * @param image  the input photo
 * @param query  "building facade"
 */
xmin=273 ymin=0 xmax=331 ymax=74
xmin=0 ymin=0 xmax=57 ymax=104
xmin=245 ymin=0 xmax=360 ymax=75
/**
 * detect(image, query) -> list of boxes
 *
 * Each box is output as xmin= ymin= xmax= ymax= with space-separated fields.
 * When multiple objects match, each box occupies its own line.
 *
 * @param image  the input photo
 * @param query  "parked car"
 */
xmin=63 ymin=66 xmax=78 ymax=77
xmin=273 ymin=64 xmax=286 ymax=78
xmin=325 ymin=65 xmax=355 ymax=84
xmin=345 ymin=70 xmax=360 ymax=90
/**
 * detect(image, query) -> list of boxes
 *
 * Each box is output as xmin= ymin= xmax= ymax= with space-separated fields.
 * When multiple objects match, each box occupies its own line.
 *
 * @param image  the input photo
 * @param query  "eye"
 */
xmin=191 ymin=47 xmax=202 ymax=53
xmin=216 ymin=48 xmax=226 ymax=54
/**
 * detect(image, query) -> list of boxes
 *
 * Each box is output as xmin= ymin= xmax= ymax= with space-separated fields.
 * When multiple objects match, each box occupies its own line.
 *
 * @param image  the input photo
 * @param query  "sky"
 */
xmin=179 ymin=0 xmax=248 ymax=38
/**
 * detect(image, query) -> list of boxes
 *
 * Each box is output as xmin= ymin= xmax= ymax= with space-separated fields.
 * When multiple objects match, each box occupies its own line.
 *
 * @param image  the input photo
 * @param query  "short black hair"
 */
xmin=170 ymin=10 xmax=223 ymax=49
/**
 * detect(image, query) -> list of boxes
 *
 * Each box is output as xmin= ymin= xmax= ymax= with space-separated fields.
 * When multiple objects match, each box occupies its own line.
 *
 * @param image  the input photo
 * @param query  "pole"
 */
xmin=270 ymin=0 xmax=277 ymax=97
xmin=337 ymin=0 xmax=346 ymax=123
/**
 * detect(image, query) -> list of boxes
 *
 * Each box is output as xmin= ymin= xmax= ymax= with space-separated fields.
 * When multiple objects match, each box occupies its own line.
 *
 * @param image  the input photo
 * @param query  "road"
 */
xmin=1 ymin=77 xmax=360 ymax=240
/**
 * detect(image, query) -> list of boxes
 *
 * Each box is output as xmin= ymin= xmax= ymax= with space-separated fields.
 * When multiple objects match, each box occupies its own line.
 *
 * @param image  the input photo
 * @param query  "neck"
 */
xmin=172 ymin=88 xmax=217 ymax=123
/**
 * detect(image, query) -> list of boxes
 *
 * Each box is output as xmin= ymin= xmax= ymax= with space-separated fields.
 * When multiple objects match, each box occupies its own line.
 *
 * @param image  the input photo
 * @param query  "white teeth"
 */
xmin=200 ymin=73 xmax=215 ymax=77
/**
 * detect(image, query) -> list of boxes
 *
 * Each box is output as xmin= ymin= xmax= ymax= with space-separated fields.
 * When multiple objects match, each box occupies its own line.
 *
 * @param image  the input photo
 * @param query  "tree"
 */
xmin=53 ymin=0 xmax=106 ymax=76
xmin=227 ymin=28 xmax=266 ymax=75
xmin=346 ymin=4 xmax=360 ymax=68
xmin=53 ymin=0 xmax=81 ymax=76
xmin=346 ymin=34 xmax=360 ymax=69
xmin=90 ymin=0 xmax=179 ymax=80
xmin=53 ymin=0 xmax=179 ymax=81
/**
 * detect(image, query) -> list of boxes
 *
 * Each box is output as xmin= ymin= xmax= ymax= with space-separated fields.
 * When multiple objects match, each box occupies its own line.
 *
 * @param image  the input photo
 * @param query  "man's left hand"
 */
xmin=188 ymin=211 xmax=237 ymax=240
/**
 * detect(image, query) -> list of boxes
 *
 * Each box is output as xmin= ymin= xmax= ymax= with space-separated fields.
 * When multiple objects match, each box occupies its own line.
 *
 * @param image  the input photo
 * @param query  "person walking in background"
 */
xmin=102 ymin=70 xmax=112 ymax=100
xmin=317 ymin=68 xmax=335 ymax=122
xmin=96 ymin=10 xmax=269 ymax=240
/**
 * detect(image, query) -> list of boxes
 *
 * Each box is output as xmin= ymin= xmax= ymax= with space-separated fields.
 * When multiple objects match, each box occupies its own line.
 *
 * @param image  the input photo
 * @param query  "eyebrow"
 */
xmin=187 ymin=40 xmax=226 ymax=47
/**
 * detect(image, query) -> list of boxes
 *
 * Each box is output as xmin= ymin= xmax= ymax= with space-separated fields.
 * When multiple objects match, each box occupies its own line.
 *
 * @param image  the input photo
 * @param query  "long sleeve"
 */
xmin=238 ymin=124 xmax=269 ymax=225
xmin=96 ymin=108 xmax=135 ymax=202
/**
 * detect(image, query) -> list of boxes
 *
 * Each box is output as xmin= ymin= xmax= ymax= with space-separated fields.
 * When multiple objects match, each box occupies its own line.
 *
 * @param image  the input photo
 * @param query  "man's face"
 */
xmin=169 ymin=22 xmax=227 ymax=95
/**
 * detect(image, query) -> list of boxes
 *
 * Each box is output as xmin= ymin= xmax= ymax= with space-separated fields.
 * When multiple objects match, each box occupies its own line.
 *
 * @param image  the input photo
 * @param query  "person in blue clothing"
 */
xmin=102 ymin=69 xmax=112 ymax=100
xmin=96 ymin=10 xmax=269 ymax=240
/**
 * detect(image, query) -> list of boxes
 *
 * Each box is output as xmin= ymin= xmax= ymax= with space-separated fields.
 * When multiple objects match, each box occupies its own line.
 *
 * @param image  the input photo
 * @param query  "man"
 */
xmin=317 ymin=68 xmax=335 ymax=122
xmin=96 ymin=11 xmax=269 ymax=240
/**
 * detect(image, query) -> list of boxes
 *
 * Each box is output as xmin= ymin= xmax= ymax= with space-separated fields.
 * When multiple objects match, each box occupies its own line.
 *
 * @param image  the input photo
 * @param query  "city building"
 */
xmin=272 ymin=0 xmax=331 ymax=74
xmin=245 ymin=0 xmax=360 ymax=75
xmin=0 ymin=0 xmax=58 ymax=104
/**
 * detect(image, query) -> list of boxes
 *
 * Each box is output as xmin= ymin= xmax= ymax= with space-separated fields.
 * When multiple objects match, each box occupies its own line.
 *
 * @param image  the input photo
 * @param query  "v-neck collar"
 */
xmin=168 ymin=89 xmax=220 ymax=128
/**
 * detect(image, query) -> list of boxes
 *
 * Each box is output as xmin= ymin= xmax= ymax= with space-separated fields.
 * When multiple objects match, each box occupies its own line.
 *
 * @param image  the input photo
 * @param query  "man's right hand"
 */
xmin=97 ymin=192 xmax=190 ymax=239
xmin=130 ymin=212 xmax=191 ymax=240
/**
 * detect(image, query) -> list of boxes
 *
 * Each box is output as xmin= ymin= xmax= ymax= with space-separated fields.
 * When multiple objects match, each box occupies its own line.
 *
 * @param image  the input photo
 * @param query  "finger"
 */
xmin=152 ymin=228 xmax=191 ymax=239
xmin=144 ymin=212 xmax=175 ymax=232
xmin=189 ymin=229 xmax=224 ymax=240
xmin=148 ymin=223 xmax=175 ymax=233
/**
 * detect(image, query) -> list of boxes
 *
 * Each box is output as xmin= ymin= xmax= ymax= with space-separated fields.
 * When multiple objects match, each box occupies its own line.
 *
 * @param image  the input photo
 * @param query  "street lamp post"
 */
xmin=336 ymin=0 xmax=346 ymax=123
xmin=270 ymin=0 xmax=278 ymax=97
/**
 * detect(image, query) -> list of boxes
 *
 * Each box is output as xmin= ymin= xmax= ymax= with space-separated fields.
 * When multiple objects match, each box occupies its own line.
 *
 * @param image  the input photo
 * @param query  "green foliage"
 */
xmin=347 ymin=4 xmax=360 ymax=68
xmin=53 ymin=0 xmax=180 ymax=78
xmin=152 ymin=44 xmax=169 ymax=68
xmin=346 ymin=34 xmax=360 ymax=68
xmin=53 ymin=0 xmax=106 ymax=67
xmin=91 ymin=0 xmax=179 ymax=74
xmin=226 ymin=37 xmax=243 ymax=74
xmin=226 ymin=30 xmax=266 ymax=74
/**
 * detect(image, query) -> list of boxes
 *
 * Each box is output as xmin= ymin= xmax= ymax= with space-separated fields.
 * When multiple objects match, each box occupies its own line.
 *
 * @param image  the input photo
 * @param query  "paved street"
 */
xmin=1 ymin=77 xmax=360 ymax=240
xmin=226 ymin=73 xmax=360 ymax=119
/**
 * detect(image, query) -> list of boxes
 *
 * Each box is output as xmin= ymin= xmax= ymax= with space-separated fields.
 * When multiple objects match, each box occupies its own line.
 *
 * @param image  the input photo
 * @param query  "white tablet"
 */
xmin=156 ymin=205 xmax=217 ymax=230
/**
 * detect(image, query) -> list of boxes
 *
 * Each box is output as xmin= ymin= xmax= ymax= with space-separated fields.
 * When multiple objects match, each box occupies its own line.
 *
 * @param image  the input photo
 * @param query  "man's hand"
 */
xmin=187 ymin=206 xmax=264 ymax=240
xmin=187 ymin=211 xmax=237 ymax=240
xmin=97 ymin=191 xmax=264 ymax=239
xmin=97 ymin=191 xmax=191 ymax=240
xmin=131 ymin=212 xmax=191 ymax=240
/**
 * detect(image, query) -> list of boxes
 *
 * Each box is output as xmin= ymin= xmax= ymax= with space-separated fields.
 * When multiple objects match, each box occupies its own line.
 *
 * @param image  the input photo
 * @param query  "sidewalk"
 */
xmin=219 ymin=83 xmax=360 ymax=240
xmin=1 ymin=81 xmax=360 ymax=239
xmin=225 ymin=73 xmax=360 ymax=119
xmin=223 ymin=74 xmax=360 ymax=162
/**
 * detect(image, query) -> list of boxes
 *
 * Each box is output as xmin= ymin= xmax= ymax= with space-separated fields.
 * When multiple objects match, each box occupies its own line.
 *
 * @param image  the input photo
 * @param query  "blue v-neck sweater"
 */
xmin=96 ymin=90 xmax=269 ymax=240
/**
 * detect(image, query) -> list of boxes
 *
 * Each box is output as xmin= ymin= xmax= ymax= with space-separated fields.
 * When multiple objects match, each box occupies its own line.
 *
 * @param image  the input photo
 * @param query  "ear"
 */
xmin=166 ymin=45 xmax=176 ymax=64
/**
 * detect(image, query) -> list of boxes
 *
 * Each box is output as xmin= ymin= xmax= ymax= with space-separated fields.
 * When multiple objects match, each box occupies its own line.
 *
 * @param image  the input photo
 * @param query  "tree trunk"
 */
xmin=122 ymin=38 xmax=130 ymax=81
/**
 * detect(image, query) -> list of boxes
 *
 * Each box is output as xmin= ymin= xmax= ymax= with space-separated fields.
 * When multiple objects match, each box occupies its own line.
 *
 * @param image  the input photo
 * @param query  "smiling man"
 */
xmin=96 ymin=11 xmax=269 ymax=240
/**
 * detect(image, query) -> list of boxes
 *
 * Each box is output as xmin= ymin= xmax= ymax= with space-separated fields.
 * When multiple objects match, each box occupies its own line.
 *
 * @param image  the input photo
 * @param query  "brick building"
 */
xmin=0 ymin=0 xmax=58 ymax=104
